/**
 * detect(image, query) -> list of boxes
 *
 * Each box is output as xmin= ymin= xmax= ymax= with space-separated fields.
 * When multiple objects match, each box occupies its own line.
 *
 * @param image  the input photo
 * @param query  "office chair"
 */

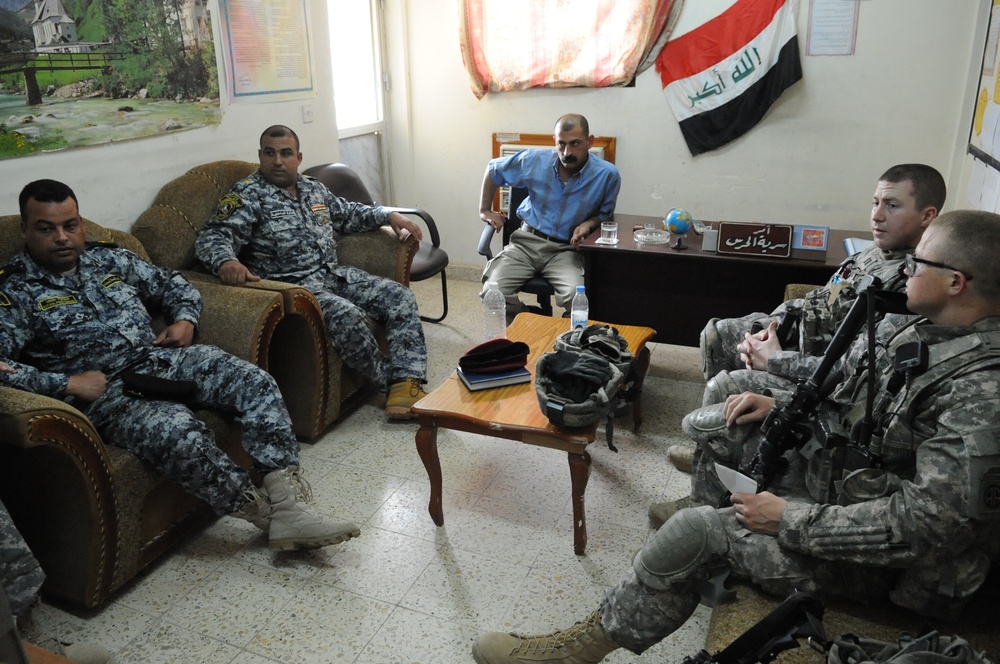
xmin=303 ymin=163 xmax=450 ymax=323
xmin=477 ymin=186 xmax=555 ymax=315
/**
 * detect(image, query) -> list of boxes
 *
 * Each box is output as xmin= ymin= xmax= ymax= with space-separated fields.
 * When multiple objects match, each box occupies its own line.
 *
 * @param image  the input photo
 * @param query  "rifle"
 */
xmin=683 ymin=592 xmax=826 ymax=664
xmin=746 ymin=278 xmax=910 ymax=492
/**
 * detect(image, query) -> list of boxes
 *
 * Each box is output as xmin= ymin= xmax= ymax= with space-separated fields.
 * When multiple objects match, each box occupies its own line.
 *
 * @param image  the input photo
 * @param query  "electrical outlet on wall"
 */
xmin=302 ymin=104 xmax=314 ymax=123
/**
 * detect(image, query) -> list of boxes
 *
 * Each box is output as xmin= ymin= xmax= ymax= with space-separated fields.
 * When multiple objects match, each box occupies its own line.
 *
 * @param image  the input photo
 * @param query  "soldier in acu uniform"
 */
xmin=195 ymin=124 xmax=430 ymax=420
xmin=664 ymin=165 xmax=947 ymax=479
xmin=699 ymin=164 xmax=946 ymax=382
xmin=471 ymin=210 xmax=1000 ymax=664
xmin=0 ymin=179 xmax=359 ymax=555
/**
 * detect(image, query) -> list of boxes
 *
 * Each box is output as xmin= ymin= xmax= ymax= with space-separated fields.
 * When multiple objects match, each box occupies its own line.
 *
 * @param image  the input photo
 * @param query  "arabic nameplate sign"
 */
xmin=717 ymin=222 xmax=793 ymax=258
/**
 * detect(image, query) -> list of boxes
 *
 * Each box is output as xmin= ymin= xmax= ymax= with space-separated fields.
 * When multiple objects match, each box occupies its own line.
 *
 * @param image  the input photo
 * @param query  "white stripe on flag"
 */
xmin=664 ymin=0 xmax=798 ymax=122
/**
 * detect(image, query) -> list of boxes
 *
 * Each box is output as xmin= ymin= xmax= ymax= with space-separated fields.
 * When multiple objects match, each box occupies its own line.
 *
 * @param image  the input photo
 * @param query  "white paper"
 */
xmin=715 ymin=462 xmax=758 ymax=495
xmin=806 ymin=0 xmax=859 ymax=56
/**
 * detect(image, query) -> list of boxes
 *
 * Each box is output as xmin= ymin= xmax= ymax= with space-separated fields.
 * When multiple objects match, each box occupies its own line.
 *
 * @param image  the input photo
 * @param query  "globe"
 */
xmin=665 ymin=208 xmax=692 ymax=235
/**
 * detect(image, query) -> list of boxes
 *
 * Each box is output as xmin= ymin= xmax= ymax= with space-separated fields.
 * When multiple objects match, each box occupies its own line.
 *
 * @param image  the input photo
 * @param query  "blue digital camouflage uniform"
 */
xmin=701 ymin=243 xmax=910 ymax=380
xmin=603 ymin=317 xmax=1000 ymax=654
xmin=0 ymin=245 xmax=299 ymax=516
xmin=195 ymin=170 xmax=427 ymax=389
xmin=0 ymin=498 xmax=44 ymax=619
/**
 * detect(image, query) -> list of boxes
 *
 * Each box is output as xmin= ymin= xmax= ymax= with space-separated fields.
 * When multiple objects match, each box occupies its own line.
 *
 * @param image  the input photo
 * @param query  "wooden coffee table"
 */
xmin=412 ymin=313 xmax=655 ymax=554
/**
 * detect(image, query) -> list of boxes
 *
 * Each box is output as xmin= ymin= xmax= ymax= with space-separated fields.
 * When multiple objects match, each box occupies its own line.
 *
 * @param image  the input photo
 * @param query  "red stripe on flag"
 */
xmin=655 ymin=0 xmax=788 ymax=88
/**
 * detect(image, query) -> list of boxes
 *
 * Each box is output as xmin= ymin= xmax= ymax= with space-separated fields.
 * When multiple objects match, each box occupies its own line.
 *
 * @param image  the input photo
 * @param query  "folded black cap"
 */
xmin=459 ymin=338 xmax=530 ymax=374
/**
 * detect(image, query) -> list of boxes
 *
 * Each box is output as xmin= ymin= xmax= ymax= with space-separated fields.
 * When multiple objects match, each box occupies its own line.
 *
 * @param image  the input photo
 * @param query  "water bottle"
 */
xmin=482 ymin=281 xmax=507 ymax=340
xmin=570 ymin=285 xmax=589 ymax=329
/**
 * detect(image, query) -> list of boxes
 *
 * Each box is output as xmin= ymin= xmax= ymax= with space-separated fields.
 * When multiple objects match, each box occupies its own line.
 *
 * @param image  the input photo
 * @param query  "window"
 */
xmin=459 ymin=0 xmax=682 ymax=99
xmin=329 ymin=0 xmax=382 ymax=130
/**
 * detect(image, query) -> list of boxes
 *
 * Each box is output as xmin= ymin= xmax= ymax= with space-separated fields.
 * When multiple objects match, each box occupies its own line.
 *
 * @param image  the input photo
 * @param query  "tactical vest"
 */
xmin=794 ymin=246 xmax=907 ymax=356
xmin=802 ymin=328 xmax=1000 ymax=519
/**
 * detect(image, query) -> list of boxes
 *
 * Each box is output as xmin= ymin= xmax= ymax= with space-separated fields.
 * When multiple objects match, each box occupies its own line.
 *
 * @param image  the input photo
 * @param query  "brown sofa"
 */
xmin=131 ymin=160 xmax=417 ymax=439
xmin=0 ymin=217 xmax=286 ymax=609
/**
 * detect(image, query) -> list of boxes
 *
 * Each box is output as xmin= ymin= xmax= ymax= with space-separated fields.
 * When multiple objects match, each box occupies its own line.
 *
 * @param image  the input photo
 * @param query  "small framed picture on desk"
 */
xmin=792 ymin=225 xmax=829 ymax=261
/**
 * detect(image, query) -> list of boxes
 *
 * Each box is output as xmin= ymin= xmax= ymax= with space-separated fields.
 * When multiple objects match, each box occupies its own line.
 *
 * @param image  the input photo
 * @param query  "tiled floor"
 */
xmin=23 ymin=276 xmax=710 ymax=663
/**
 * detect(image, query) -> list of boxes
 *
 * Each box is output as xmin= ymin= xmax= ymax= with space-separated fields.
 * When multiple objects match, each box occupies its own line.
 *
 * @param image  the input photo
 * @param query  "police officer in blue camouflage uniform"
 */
xmin=0 ymin=179 xmax=360 ymax=554
xmin=699 ymin=164 xmax=946 ymax=383
xmin=471 ymin=210 xmax=1000 ymax=663
xmin=195 ymin=125 xmax=429 ymax=419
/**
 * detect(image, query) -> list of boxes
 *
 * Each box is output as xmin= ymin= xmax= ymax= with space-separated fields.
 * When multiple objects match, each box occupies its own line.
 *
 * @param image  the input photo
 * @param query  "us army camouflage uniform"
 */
xmin=0 ymin=498 xmax=44 ymax=619
xmin=195 ymin=170 xmax=427 ymax=388
xmin=0 ymin=246 xmax=299 ymax=516
xmin=603 ymin=317 xmax=1000 ymax=654
xmin=700 ymin=244 xmax=910 ymax=380
xmin=701 ymin=313 xmax=919 ymax=407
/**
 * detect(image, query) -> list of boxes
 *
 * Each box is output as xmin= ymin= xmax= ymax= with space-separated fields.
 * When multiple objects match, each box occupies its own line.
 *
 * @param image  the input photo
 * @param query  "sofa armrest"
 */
xmin=186 ymin=278 xmax=285 ymax=368
xmin=337 ymin=227 xmax=416 ymax=284
xmin=784 ymin=283 xmax=821 ymax=302
xmin=0 ymin=387 xmax=118 ymax=608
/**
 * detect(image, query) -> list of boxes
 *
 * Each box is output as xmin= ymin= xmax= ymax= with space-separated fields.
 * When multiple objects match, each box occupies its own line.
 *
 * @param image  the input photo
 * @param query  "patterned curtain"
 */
xmin=460 ymin=0 xmax=684 ymax=100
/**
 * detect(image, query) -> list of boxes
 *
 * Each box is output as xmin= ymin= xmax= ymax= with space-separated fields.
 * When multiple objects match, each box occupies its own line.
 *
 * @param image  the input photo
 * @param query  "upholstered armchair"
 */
xmin=131 ymin=160 xmax=417 ymax=439
xmin=0 ymin=216 xmax=283 ymax=609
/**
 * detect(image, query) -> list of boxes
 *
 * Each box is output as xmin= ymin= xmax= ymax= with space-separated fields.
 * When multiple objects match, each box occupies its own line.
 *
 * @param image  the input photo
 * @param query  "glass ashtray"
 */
xmin=633 ymin=228 xmax=671 ymax=245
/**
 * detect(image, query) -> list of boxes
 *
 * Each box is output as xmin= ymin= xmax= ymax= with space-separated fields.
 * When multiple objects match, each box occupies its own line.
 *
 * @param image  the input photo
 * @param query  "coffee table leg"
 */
xmin=568 ymin=451 xmax=591 ymax=555
xmin=415 ymin=422 xmax=444 ymax=526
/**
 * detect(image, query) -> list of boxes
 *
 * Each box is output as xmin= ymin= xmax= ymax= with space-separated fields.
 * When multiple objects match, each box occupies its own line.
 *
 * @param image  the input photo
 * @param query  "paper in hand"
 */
xmin=714 ymin=462 xmax=758 ymax=495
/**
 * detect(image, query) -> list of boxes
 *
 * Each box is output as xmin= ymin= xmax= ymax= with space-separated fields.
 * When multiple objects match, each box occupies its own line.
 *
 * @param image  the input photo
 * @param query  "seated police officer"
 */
xmin=0 ymin=179 xmax=358 ymax=553
xmin=471 ymin=209 xmax=1000 ymax=663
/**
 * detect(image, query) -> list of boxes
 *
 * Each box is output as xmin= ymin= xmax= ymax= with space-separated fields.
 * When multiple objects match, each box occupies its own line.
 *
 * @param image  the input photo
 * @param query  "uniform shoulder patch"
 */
xmin=0 ymin=264 xmax=23 ymax=285
xmin=0 ymin=264 xmax=22 ymax=305
xmin=215 ymin=193 xmax=244 ymax=220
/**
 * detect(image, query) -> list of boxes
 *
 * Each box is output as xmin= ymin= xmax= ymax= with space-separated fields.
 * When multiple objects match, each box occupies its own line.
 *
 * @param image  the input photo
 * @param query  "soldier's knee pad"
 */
xmin=701 ymin=370 xmax=741 ymax=407
xmin=634 ymin=505 xmax=727 ymax=590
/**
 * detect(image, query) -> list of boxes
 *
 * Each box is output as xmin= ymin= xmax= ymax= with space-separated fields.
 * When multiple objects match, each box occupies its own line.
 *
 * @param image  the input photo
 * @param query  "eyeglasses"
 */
xmin=904 ymin=254 xmax=973 ymax=281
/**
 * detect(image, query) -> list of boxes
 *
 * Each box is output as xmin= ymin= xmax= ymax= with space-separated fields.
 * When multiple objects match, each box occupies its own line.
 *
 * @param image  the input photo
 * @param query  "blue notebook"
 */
xmin=457 ymin=366 xmax=531 ymax=391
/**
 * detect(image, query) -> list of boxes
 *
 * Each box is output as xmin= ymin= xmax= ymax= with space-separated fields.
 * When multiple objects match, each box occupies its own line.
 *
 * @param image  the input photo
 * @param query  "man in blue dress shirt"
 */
xmin=478 ymin=114 xmax=621 ymax=317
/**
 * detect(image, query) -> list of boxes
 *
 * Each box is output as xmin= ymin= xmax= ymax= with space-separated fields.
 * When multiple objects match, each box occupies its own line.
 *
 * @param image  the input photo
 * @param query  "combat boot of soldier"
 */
xmin=472 ymin=609 xmax=619 ymax=664
xmin=262 ymin=467 xmax=360 ymax=551
xmin=648 ymin=495 xmax=692 ymax=529
xmin=386 ymin=377 xmax=428 ymax=420
xmin=231 ymin=485 xmax=271 ymax=531
xmin=666 ymin=444 xmax=694 ymax=472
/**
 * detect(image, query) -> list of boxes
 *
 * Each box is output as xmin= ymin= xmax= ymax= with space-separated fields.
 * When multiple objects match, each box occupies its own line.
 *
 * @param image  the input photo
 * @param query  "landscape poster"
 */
xmin=0 ymin=0 xmax=222 ymax=160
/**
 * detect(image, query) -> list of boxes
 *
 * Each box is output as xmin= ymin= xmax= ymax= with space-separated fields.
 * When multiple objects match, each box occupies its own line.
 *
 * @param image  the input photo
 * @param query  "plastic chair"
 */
xmin=302 ymin=163 xmax=450 ymax=323
xmin=477 ymin=186 xmax=555 ymax=315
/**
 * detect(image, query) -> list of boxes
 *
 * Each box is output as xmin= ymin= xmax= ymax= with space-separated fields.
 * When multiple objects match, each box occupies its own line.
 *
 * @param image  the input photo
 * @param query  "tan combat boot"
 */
xmin=666 ymin=445 xmax=694 ymax=473
xmin=262 ymin=467 xmax=360 ymax=551
xmin=647 ymin=495 xmax=692 ymax=529
xmin=472 ymin=610 xmax=619 ymax=663
xmin=231 ymin=486 xmax=271 ymax=531
xmin=386 ymin=377 xmax=428 ymax=420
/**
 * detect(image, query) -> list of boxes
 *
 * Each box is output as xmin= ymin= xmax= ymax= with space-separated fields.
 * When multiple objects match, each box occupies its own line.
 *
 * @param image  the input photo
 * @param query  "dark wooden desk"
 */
xmin=581 ymin=215 xmax=853 ymax=346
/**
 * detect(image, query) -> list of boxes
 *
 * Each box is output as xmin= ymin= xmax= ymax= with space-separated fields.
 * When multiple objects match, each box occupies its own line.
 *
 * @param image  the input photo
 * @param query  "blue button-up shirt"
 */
xmin=488 ymin=149 xmax=621 ymax=242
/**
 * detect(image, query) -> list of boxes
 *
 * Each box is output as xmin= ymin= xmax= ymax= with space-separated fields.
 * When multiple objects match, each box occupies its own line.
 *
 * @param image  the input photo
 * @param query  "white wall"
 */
xmin=383 ymin=0 xmax=983 ymax=270
xmin=0 ymin=0 xmax=341 ymax=233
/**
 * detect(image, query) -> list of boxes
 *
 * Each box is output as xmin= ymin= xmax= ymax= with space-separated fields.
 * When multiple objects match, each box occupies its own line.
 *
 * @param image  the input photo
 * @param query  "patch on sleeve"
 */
xmin=0 ymin=291 xmax=10 ymax=306
xmin=215 ymin=193 xmax=245 ymax=220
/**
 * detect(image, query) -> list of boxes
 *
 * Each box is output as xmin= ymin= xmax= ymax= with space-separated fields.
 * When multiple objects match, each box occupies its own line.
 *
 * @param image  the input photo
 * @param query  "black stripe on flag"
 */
xmin=678 ymin=36 xmax=802 ymax=156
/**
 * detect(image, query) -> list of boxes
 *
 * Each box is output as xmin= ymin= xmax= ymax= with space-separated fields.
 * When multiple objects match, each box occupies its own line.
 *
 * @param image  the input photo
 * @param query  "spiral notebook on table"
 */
xmin=457 ymin=366 xmax=531 ymax=391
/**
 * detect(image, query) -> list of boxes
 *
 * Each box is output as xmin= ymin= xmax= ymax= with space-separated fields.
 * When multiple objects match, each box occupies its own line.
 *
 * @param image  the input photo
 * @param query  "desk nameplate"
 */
xmin=717 ymin=222 xmax=793 ymax=258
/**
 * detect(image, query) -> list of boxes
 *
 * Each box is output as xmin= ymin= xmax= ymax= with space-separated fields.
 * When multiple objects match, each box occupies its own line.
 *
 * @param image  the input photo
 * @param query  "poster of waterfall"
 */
xmin=0 ymin=0 xmax=222 ymax=160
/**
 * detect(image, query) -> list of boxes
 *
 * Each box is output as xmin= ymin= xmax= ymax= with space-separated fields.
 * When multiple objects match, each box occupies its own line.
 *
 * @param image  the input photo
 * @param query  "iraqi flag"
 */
xmin=655 ymin=0 xmax=802 ymax=156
